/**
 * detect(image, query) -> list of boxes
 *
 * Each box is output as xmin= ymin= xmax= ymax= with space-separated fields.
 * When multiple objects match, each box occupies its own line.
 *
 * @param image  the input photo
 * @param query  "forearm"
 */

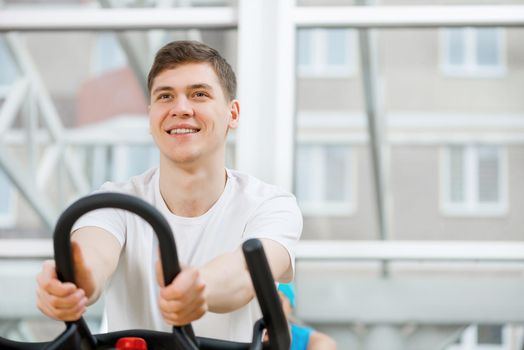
xmin=199 ymin=249 xmax=254 ymax=313
xmin=71 ymin=227 xmax=121 ymax=304
xmin=199 ymin=239 xmax=292 ymax=313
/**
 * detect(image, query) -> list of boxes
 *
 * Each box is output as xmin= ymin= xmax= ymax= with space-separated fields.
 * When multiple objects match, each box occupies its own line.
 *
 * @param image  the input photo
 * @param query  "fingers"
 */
xmin=36 ymin=259 xmax=87 ymax=321
xmin=157 ymin=267 xmax=207 ymax=326
xmin=36 ymin=288 xmax=88 ymax=321
xmin=159 ymin=291 xmax=207 ymax=325
xmin=37 ymin=260 xmax=77 ymax=296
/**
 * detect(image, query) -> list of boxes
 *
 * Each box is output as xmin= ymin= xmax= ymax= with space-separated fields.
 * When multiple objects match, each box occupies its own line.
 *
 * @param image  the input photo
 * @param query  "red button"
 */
xmin=115 ymin=337 xmax=148 ymax=350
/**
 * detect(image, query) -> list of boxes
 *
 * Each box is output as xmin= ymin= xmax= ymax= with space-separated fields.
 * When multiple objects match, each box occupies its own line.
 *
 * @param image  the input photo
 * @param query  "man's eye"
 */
xmin=158 ymin=94 xmax=171 ymax=100
xmin=194 ymin=91 xmax=208 ymax=98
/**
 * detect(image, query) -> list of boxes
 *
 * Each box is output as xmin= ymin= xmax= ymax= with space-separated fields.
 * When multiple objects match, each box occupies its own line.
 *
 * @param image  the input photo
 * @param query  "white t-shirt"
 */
xmin=73 ymin=167 xmax=302 ymax=342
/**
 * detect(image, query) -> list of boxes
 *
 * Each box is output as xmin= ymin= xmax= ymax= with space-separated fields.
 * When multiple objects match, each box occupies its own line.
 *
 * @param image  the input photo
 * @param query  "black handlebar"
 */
xmin=52 ymin=192 xmax=197 ymax=349
xmin=242 ymin=240 xmax=290 ymax=350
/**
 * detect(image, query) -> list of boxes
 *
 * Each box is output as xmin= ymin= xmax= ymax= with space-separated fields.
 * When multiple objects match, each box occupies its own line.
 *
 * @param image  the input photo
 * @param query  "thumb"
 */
xmin=71 ymin=241 xmax=87 ymax=275
xmin=71 ymin=241 xmax=95 ymax=298
xmin=156 ymin=259 xmax=165 ymax=288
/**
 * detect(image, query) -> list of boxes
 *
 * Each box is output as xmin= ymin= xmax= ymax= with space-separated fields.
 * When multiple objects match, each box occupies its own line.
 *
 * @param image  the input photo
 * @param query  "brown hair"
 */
xmin=147 ymin=40 xmax=237 ymax=101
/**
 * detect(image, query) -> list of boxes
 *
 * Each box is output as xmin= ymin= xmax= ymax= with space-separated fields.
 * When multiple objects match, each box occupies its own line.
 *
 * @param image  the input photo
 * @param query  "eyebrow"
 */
xmin=152 ymin=83 xmax=214 ymax=96
xmin=151 ymin=86 xmax=173 ymax=96
xmin=188 ymin=83 xmax=214 ymax=92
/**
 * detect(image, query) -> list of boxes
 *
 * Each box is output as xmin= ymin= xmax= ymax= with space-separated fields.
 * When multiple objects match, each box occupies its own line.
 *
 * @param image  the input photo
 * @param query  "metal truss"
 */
xmin=0 ymin=33 xmax=91 ymax=229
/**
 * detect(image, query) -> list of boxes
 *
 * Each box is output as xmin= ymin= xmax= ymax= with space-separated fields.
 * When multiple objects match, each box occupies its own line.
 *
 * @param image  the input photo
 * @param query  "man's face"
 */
xmin=149 ymin=63 xmax=239 ymax=165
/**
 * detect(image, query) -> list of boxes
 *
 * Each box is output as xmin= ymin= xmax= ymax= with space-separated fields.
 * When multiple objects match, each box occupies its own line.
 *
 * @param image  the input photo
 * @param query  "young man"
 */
xmin=36 ymin=41 xmax=302 ymax=342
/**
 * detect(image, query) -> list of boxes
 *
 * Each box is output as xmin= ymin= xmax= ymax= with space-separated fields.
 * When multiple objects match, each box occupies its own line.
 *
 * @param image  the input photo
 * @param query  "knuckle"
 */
xmin=48 ymin=295 xmax=59 ymax=308
xmin=73 ymin=291 xmax=84 ymax=303
xmin=54 ymin=309 xmax=66 ymax=319
xmin=158 ymin=300 xmax=168 ymax=312
xmin=42 ymin=280 xmax=53 ymax=291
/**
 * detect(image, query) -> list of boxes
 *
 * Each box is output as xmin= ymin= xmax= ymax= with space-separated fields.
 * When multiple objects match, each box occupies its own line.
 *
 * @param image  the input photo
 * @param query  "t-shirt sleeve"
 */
xmin=71 ymin=182 xmax=127 ymax=247
xmin=243 ymin=193 xmax=303 ymax=281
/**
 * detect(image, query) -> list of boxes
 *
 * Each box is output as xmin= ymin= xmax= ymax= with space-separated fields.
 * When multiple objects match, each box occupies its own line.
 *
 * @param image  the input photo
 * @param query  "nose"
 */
xmin=169 ymin=96 xmax=193 ymax=118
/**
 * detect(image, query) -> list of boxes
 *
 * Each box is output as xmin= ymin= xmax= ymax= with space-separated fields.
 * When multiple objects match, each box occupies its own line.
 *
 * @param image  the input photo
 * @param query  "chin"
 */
xmin=168 ymin=153 xmax=200 ymax=165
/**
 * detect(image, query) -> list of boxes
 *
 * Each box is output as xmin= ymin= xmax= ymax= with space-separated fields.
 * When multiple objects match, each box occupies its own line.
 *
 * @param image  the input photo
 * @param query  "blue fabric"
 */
xmin=277 ymin=283 xmax=296 ymax=308
xmin=290 ymin=323 xmax=313 ymax=350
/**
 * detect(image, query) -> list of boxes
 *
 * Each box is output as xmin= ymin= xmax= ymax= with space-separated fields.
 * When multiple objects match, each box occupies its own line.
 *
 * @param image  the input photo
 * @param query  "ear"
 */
xmin=228 ymin=100 xmax=240 ymax=129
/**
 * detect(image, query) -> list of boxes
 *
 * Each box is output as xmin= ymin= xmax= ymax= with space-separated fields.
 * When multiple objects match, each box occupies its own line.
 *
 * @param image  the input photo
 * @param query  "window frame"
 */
xmin=439 ymin=27 xmax=507 ymax=78
xmin=440 ymin=144 xmax=508 ymax=217
xmin=446 ymin=324 xmax=511 ymax=350
xmin=297 ymin=28 xmax=357 ymax=78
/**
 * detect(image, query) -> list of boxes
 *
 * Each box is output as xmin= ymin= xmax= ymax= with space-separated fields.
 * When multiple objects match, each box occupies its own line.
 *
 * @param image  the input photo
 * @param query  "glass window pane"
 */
xmin=91 ymin=32 xmax=128 ymax=76
xmin=449 ymin=146 xmax=465 ymax=203
xmin=477 ymin=324 xmax=503 ymax=345
xmin=297 ymin=29 xmax=313 ymax=67
xmin=126 ymin=145 xmax=159 ymax=179
xmin=476 ymin=28 xmax=499 ymax=66
xmin=326 ymin=29 xmax=349 ymax=66
xmin=0 ymin=38 xmax=18 ymax=85
xmin=448 ymin=28 xmax=466 ymax=66
xmin=325 ymin=145 xmax=350 ymax=201
xmin=477 ymin=146 xmax=500 ymax=203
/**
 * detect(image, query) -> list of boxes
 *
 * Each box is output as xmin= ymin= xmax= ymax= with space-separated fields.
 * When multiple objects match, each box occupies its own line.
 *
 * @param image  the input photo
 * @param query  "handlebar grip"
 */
xmin=242 ymin=239 xmax=290 ymax=350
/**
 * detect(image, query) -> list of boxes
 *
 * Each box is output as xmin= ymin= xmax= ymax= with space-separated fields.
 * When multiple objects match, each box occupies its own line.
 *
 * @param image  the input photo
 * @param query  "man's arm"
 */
xmin=70 ymin=226 xmax=122 ymax=303
xmin=156 ymin=239 xmax=292 ymax=324
xmin=36 ymin=227 xmax=121 ymax=320
xmin=201 ymin=239 xmax=291 ymax=313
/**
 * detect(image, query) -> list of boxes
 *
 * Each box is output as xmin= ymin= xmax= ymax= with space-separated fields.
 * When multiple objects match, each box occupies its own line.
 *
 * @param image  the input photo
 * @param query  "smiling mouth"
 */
xmin=168 ymin=128 xmax=200 ymax=135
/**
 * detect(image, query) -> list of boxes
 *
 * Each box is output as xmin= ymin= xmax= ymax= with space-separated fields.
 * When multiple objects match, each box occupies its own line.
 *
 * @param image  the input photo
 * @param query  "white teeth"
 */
xmin=169 ymin=128 xmax=199 ymax=135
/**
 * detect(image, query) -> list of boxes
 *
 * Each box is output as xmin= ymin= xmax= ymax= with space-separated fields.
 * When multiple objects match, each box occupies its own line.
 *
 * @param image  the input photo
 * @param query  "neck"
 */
xmin=158 ymin=155 xmax=227 ymax=217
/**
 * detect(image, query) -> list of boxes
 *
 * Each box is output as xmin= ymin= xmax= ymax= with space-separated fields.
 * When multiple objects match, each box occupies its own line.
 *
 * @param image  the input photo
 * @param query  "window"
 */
xmin=441 ymin=27 xmax=505 ymax=77
xmin=0 ymin=170 xmax=16 ymax=227
xmin=441 ymin=145 xmax=507 ymax=216
xmin=447 ymin=325 xmax=510 ymax=350
xmin=295 ymin=144 xmax=354 ymax=215
xmin=111 ymin=145 xmax=159 ymax=182
xmin=297 ymin=28 xmax=356 ymax=77
xmin=90 ymin=32 xmax=128 ymax=76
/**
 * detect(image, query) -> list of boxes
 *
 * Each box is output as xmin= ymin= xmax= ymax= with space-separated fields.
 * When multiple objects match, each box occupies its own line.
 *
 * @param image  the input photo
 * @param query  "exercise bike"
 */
xmin=0 ymin=193 xmax=290 ymax=350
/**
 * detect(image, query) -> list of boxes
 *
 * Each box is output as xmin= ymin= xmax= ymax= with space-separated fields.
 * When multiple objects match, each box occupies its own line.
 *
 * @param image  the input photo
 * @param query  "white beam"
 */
xmin=0 ymin=79 xmax=28 ymax=137
xmin=294 ymin=6 xmax=524 ymax=28
xmin=273 ymin=0 xmax=296 ymax=191
xmin=36 ymin=145 xmax=63 ymax=191
xmin=0 ymin=239 xmax=52 ymax=259
xmin=0 ymin=8 xmax=237 ymax=32
xmin=236 ymin=0 xmax=278 ymax=183
xmin=3 ymin=238 xmax=524 ymax=262
xmin=296 ymin=275 xmax=524 ymax=323
xmin=296 ymin=241 xmax=524 ymax=262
